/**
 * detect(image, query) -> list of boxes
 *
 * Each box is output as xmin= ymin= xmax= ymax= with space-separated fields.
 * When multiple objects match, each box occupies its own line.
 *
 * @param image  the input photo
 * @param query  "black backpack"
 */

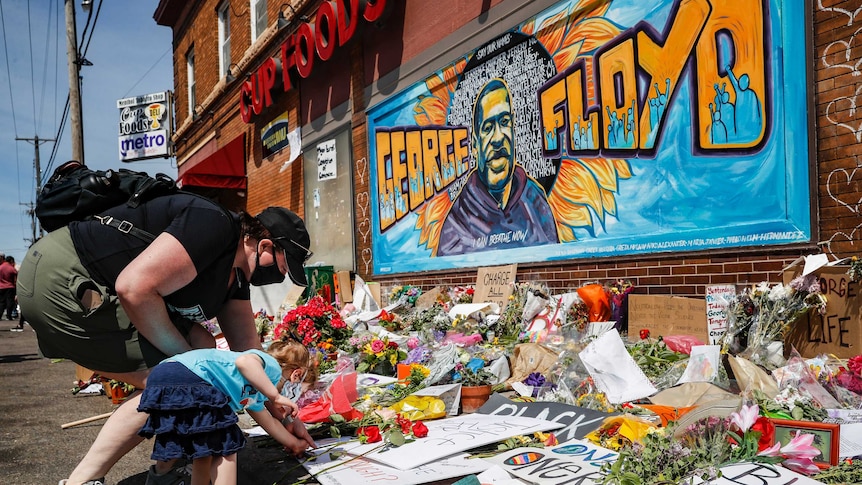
xmin=36 ymin=160 xmax=178 ymax=237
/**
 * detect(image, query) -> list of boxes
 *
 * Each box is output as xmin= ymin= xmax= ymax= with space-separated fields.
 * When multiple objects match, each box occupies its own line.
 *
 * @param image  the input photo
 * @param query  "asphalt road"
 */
xmin=0 ymin=318 xmax=311 ymax=485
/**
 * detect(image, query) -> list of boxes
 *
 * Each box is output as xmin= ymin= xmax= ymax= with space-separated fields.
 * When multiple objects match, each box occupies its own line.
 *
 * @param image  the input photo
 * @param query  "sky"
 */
xmin=0 ymin=0 xmax=174 ymax=263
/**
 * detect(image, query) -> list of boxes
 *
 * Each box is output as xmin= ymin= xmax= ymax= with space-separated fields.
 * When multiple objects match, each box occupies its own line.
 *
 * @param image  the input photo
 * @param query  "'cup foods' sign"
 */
xmin=240 ymin=0 xmax=388 ymax=123
xmin=117 ymin=91 xmax=172 ymax=162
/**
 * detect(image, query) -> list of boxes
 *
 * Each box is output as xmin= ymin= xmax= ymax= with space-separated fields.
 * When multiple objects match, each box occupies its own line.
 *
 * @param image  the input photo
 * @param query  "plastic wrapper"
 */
xmin=662 ymin=335 xmax=705 ymax=355
xmin=772 ymin=351 xmax=841 ymax=409
xmin=297 ymin=371 xmax=363 ymax=424
xmin=389 ymin=395 xmax=447 ymax=421
xmin=650 ymin=358 xmax=689 ymax=391
xmin=504 ymin=343 xmax=559 ymax=389
xmin=576 ymin=283 xmax=611 ymax=322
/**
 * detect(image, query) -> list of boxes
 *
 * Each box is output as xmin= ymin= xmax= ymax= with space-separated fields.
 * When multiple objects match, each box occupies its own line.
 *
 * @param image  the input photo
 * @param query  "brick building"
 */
xmin=153 ymin=0 xmax=861 ymax=302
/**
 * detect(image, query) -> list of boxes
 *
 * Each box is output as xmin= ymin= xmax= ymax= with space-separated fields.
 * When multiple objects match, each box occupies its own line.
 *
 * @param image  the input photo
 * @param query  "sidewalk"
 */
xmin=0 ymin=319 xmax=311 ymax=485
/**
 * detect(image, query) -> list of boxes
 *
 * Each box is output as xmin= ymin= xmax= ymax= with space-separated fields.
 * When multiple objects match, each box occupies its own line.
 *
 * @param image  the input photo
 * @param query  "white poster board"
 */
xmin=345 ymin=413 xmax=562 ymax=471
xmin=483 ymin=441 xmax=617 ymax=484
xmin=303 ymin=449 xmax=489 ymax=485
xmin=317 ymin=139 xmax=337 ymax=181
xmin=705 ymin=284 xmax=735 ymax=345
xmin=688 ymin=462 xmax=823 ymax=484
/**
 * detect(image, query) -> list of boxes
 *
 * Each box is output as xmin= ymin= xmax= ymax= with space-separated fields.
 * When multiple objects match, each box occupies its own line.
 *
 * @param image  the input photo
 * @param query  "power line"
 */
xmin=122 ymin=46 xmax=171 ymax=98
xmin=26 ymin=0 xmax=37 ymax=132
xmin=0 ymin=0 xmax=20 ymax=137
xmin=37 ymin=0 xmax=56 ymax=135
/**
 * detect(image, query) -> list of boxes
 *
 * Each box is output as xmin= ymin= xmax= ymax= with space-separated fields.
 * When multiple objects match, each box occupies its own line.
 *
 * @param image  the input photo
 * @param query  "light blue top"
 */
xmin=167 ymin=348 xmax=281 ymax=412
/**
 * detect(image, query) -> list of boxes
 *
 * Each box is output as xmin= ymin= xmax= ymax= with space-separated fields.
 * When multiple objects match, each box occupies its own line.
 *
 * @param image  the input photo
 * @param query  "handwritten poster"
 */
xmin=303 ymin=449 xmax=489 ymax=485
xmin=484 ymin=441 xmax=617 ymax=484
xmin=627 ymin=295 xmax=708 ymax=343
xmin=688 ymin=462 xmax=823 ymax=484
xmin=473 ymin=264 xmax=517 ymax=312
xmin=317 ymin=139 xmax=337 ymax=181
xmin=478 ymin=394 xmax=613 ymax=443
xmin=705 ymin=285 xmax=736 ymax=345
xmin=344 ymin=413 xmax=562 ymax=471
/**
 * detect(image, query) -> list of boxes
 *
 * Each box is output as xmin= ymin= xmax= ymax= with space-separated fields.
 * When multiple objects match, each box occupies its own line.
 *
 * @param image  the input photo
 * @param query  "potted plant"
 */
xmin=455 ymin=363 xmax=495 ymax=413
xmin=106 ymin=379 xmax=136 ymax=404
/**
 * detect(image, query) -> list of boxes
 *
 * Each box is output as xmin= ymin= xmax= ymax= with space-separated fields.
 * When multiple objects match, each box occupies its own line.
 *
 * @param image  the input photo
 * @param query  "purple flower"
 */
xmin=401 ymin=346 xmax=431 ymax=365
xmin=523 ymin=372 xmax=546 ymax=387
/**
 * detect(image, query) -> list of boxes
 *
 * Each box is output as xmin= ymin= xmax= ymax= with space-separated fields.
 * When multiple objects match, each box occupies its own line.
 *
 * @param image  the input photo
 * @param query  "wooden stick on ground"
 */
xmin=61 ymin=411 xmax=114 ymax=429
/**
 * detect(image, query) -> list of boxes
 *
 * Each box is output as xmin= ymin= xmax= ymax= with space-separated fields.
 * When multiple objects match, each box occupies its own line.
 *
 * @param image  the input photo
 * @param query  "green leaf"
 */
xmin=388 ymin=429 xmax=406 ymax=447
xmin=791 ymin=406 xmax=803 ymax=420
xmin=329 ymin=425 xmax=341 ymax=438
xmin=330 ymin=414 xmax=345 ymax=423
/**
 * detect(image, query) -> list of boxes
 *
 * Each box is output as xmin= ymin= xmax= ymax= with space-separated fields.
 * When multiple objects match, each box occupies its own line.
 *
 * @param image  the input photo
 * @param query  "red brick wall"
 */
xmin=165 ymin=0 xmax=862 ymax=302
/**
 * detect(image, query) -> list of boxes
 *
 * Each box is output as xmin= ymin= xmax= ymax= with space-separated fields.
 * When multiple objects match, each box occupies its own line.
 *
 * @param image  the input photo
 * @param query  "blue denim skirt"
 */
xmin=137 ymin=362 xmax=246 ymax=461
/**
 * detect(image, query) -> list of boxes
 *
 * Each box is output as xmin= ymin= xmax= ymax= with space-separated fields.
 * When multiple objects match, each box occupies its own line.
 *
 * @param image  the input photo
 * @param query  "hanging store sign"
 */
xmin=260 ymin=113 xmax=291 ymax=158
xmin=240 ymin=0 xmax=389 ymax=123
xmin=117 ymin=91 xmax=173 ymax=162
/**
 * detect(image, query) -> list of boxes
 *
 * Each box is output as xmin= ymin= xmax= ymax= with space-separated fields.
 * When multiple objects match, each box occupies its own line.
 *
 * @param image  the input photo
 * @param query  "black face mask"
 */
xmin=249 ymin=246 xmax=286 ymax=286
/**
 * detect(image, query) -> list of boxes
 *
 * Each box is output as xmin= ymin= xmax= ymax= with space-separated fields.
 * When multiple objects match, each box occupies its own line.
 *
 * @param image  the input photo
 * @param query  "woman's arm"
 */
xmin=217 ymin=299 xmax=262 ymax=352
xmin=115 ymin=232 xmax=198 ymax=358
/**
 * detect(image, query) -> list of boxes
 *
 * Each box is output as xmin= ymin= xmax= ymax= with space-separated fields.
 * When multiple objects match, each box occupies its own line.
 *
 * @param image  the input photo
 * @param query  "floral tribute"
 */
xmin=721 ymin=275 xmax=827 ymax=368
xmin=356 ymin=336 xmax=407 ymax=375
xmin=389 ymin=285 xmax=422 ymax=306
xmin=598 ymin=404 xmax=821 ymax=484
xmin=274 ymin=296 xmax=351 ymax=352
xmin=358 ymin=413 xmax=429 ymax=447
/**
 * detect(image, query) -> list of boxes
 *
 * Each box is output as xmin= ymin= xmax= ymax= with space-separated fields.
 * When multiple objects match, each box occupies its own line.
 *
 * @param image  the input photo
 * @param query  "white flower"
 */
xmin=755 ymin=281 xmax=771 ymax=294
xmin=768 ymin=283 xmax=791 ymax=302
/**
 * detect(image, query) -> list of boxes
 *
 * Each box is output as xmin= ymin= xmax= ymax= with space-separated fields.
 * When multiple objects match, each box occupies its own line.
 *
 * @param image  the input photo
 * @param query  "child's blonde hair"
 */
xmin=268 ymin=338 xmax=310 ymax=375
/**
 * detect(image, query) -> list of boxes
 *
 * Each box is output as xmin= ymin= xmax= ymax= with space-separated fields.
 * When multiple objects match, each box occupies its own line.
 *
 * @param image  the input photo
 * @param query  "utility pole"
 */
xmin=16 ymin=135 xmax=56 ymax=238
xmin=65 ymin=0 xmax=84 ymax=163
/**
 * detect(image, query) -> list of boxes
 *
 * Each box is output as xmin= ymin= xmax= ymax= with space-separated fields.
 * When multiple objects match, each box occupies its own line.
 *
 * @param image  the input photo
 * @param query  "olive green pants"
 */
xmin=17 ymin=227 xmax=169 ymax=372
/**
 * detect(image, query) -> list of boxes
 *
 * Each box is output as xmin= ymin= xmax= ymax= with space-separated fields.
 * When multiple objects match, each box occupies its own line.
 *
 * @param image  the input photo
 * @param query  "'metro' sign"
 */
xmin=240 ymin=0 xmax=388 ymax=123
xmin=117 ymin=91 xmax=173 ymax=162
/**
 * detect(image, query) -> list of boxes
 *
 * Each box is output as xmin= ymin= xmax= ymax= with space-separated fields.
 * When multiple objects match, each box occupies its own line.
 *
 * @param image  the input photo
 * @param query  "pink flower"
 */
xmin=730 ymin=404 xmax=759 ymax=433
xmin=779 ymin=431 xmax=821 ymax=460
xmin=782 ymin=457 xmax=821 ymax=475
xmin=407 ymin=337 xmax=420 ymax=350
xmin=370 ymin=339 xmax=385 ymax=353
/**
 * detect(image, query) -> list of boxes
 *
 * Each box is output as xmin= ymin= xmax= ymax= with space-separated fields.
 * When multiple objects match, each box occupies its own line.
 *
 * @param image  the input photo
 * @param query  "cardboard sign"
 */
xmin=483 ymin=441 xmax=617 ymax=484
xmin=688 ymin=462 xmax=823 ymax=484
xmin=705 ymin=284 xmax=735 ymax=345
xmin=414 ymin=286 xmax=442 ymax=310
xmin=344 ymin=413 xmax=562 ymax=471
xmin=784 ymin=266 xmax=862 ymax=358
xmin=336 ymin=270 xmax=353 ymax=303
xmin=477 ymin=393 xmax=613 ymax=442
xmin=474 ymin=264 xmax=517 ymax=312
xmin=304 ymin=449 xmax=489 ymax=485
xmin=627 ymin=294 xmax=708 ymax=343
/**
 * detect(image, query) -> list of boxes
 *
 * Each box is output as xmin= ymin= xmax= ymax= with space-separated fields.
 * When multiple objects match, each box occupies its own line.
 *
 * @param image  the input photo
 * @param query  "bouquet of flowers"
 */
xmin=356 ymin=336 xmax=407 ymax=376
xmin=376 ymin=309 xmax=404 ymax=332
xmin=274 ymin=296 xmax=352 ymax=352
xmin=390 ymin=284 xmax=422 ymax=306
xmin=600 ymin=404 xmax=821 ymax=484
xmin=448 ymin=286 xmax=475 ymax=306
xmin=848 ymin=256 xmax=862 ymax=283
xmin=721 ymin=274 xmax=827 ymax=368
xmin=607 ymin=279 xmax=634 ymax=330
xmin=253 ymin=310 xmax=274 ymax=341
xmin=405 ymin=303 xmax=451 ymax=338
xmin=357 ymin=412 xmax=429 ymax=447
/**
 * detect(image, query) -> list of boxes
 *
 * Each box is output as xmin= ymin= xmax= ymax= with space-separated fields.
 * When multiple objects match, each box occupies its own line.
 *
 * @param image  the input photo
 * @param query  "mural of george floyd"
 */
xmin=367 ymin=0 xmax=811 ymax=275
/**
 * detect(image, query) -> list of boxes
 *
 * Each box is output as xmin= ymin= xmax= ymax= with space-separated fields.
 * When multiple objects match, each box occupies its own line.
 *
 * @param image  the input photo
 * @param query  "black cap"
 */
xmin=255 ymin=207 xmax=310 ymax=287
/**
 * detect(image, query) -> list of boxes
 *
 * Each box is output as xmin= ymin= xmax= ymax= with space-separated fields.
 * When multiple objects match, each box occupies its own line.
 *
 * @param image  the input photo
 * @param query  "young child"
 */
xmin=137 ymin=338 xmax=314 ymax=485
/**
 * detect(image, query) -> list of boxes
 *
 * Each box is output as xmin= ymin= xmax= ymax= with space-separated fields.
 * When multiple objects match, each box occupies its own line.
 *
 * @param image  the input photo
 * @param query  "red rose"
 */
xmin=359 ymin=426 xmax=382 ymax=443
xmin=388 ymin=341 xmax=399 ymax=349
xmin=412 ymin=421 xmax=429 ymax=438
xmin=466 ymin=288 xmax=474 ymax=295
xmin=750 ymin=417 xmax=775 ymax=452
xmin=639 ymin=329 xmax=650 ymax=340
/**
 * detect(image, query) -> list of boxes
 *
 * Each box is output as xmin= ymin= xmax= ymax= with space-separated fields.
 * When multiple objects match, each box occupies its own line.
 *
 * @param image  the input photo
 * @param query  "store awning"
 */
xmin=177 ymin=133 xmax=247 ymax=189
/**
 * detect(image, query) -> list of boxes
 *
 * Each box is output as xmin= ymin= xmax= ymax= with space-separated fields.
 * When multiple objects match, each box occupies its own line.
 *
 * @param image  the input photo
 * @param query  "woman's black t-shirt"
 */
xmin=69 ymin=193 xmax=247 ymax=324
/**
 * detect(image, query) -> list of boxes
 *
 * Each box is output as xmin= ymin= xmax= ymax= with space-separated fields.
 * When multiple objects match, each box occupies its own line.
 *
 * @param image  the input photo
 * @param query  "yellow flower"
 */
xmin=389 ymin=354 xmax=398 ymax=366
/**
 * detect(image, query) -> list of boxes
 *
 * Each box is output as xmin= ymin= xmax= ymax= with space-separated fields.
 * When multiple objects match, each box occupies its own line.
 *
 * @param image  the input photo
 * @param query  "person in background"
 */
xmin=0 ymin=252 xmax=18 ymax=324
xmin=138 ymin=337 xmax=312 ymax=485
xmin=17 ymin=193 xmax=315 ymax=485
xmin=6 ymin=256 xmax=24 ymax=330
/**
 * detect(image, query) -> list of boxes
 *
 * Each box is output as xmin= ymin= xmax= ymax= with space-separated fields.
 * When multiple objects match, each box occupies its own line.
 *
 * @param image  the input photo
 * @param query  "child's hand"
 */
xmin=272 ymin=394 xmax=299 ymax=418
